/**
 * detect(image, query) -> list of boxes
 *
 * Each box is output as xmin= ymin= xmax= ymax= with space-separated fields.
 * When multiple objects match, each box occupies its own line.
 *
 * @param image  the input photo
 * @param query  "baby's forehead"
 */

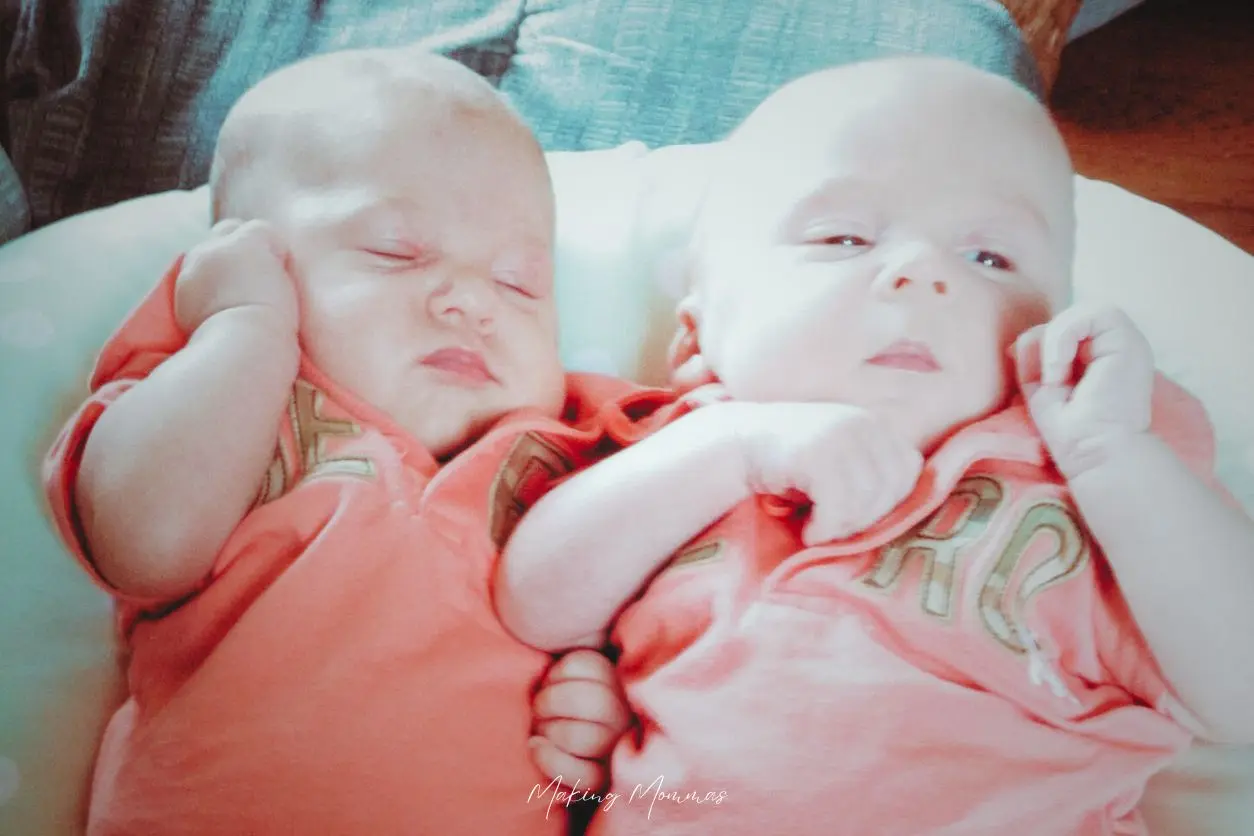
xmin=714 ymin=68 xmax=1071 ymax=216
xmin=232 ymin=49 xmax=515 ymax=148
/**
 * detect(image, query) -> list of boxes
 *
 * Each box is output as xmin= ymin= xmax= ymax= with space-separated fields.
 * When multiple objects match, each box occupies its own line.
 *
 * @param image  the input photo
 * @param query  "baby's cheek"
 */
xmin=1000 ymin=290 xmax=1052 ymax=346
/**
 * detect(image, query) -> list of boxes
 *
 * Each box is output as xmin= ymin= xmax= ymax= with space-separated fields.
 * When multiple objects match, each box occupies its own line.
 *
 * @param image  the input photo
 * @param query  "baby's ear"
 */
xmin=667 ymin=295 xmax=717 ymax=394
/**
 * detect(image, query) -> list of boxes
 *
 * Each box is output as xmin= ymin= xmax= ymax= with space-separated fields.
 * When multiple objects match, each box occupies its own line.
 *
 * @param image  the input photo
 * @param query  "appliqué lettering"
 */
xmin=489 ymin=432 xmax=576 ymax=548
xmin=252 ymin=380 xmax=375 ymax=506
xmin=862 ymin=476 xmax=1002 ymax=619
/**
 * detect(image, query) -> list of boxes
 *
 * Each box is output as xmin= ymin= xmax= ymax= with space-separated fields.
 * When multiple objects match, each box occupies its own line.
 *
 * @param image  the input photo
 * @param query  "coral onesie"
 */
xmin=593 ymin=382 xmax=1218 ymax=836
xmin=44 ymin=259 xmax=661 ymax=836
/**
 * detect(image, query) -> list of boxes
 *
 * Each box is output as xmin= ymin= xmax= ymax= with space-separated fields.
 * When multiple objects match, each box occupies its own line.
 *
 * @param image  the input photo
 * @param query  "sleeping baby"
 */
xmin=498 ymin=56 xmax=1254 ymax=835
xmin=44 ymin=46 xmax=632 ymax=835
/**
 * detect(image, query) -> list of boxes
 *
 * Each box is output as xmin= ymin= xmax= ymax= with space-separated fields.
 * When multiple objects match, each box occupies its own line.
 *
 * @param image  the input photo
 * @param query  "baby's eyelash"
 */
xmin=966 ymin=250 xmax=1016 ymax=271
xmin=495 ymin=274 xmax=538 ymax=299
xmin=364 ymin=249 xmax=412 ymax=261
xmin=363 ymin=244 xmax=437 ymax=269
xmin=813 ymin=234 xmax=870 ymax=247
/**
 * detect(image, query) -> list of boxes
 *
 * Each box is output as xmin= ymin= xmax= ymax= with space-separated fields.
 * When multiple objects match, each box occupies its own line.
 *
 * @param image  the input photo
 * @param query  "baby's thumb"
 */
xmin=1023 ymin=382 xmax=1068 ymax=434
xmin=802 ymin=501 xmax=846 ymax=547
xmin=209 ymin=218 xmax=244 ymax=238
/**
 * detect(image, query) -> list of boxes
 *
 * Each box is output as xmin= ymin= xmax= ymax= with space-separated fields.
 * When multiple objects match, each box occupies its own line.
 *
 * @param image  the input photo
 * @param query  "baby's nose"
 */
xmin=890 ymin=275 xmax=949 ymax=296
xmin=429 ymin=273 xmax=497 ymax=325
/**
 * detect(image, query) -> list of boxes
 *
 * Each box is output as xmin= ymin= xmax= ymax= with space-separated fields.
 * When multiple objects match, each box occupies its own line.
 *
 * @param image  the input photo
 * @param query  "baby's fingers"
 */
xmin=537 ymin=717 xmax=623 ymax=759
xmin=1038 ymin=310 xmax=1095 ymax=386
xmin=534 ymin=679 xmax=630 ymax=733
xmin=801 ymin=474 xmax=853 ymax=546
xmin=528 ymin=736 xmax=606 ymax=791
xmin=209 ymin=218 xmax=244 ymax=238
xmin=546 ymin=649 xmax=616 ymax=685
xmin=855 ymin=439 xmax=921 ymax=537
xmin=1012 ymin=325 xmax=1046 ymax=389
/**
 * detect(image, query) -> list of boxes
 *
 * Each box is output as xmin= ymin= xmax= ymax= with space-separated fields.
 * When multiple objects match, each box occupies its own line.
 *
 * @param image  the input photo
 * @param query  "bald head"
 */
xmin=698 ymin=56 xmax=1077 ymax=301
xmin=210 ymin=48 xmax=539 ymax=223
xmin=732 ymin=56 xmax=1055 ymax=147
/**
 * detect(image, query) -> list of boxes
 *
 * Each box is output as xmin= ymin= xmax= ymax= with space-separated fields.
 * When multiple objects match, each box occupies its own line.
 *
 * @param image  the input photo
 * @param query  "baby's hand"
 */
xmin=529 ymin=649 xmax=630 ymax=791
xmin=175 ymin=219 xmax=299 ymax=337
xmin=1013 ymin=304 xmax=1155 ymax=480
xmin=734 ymin=402 xmax=923 ymax=545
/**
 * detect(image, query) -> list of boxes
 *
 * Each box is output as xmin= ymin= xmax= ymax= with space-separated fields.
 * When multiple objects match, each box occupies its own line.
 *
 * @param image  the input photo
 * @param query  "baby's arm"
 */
xmin=1016 ymin=306 xmax=1254 ymax=745
xmin=496 ymin=401 xmax=754 ymax=651
xmin=1068 ymin=436 xmax=1254 ymax=744
xmin=495 ymin=399 xmax=921 ymax=651
xmin=77 ymin=220 xmax=299 ymax=602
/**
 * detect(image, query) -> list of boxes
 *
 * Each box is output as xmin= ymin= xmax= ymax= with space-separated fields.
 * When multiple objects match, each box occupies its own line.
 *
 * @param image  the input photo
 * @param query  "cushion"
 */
xmin=1 ymin=143 xmax=1251 ymax=834
xmin=3 ymin=0 xmax=1038 ymax=231
xmin=0 ymin=149 xmax=27 ymax=246
xmin=995 ymin=0 xmax=1083 ymax=91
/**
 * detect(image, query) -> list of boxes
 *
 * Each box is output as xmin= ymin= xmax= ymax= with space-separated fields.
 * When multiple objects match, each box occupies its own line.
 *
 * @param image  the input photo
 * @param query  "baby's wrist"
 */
xmin=204 ymin=303 xmax=297 ymax=340
xmin=191 ymin=304 xmax=301 ymax=370
xmin=1062 ymin=429 xmax=1157 ymax=488
xmin=680 ymin=400 xmax=766 ymax=496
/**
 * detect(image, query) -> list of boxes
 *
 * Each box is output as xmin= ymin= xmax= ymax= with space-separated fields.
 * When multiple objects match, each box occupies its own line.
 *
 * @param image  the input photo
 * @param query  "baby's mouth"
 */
xmin=865 ymin=340 xmax=942 ymax=373
xmin=420 ymin=346 xmax=499 ymax=384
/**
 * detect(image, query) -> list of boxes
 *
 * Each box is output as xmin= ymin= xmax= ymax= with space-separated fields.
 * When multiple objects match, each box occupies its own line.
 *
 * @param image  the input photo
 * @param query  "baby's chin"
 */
xmin=425 ymin=419 xmax=495 ymax=462
xmin=420 ymin=398 xmax=566 ymax=462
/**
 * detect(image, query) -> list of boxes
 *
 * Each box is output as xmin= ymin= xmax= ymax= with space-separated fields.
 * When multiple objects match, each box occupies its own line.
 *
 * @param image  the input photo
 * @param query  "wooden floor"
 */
xmin=1051 ymin=0 xmax=1254 ymax=255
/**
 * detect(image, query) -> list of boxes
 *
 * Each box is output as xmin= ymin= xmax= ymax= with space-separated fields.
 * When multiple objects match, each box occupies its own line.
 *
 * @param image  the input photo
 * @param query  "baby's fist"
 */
xmin=175 ymin=219 xmax=299 ymax=336
xmin=1013 ymin=304 xmax=1155 ymax=479
xmin=530 ymin=649 xmax=630 ymax=791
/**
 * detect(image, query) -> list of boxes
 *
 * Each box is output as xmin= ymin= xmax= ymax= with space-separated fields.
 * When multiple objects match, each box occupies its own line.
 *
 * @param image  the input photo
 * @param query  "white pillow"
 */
xmin=0 ymin=143 xmax=1250 ymax=835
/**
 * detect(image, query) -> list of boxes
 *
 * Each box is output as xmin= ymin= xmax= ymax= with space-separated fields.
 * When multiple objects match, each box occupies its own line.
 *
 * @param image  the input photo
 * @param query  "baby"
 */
xmin=498 ymin=57 xmax=1254 ymax=834
xmin=45 ymin=47 xmax=629 ymax=835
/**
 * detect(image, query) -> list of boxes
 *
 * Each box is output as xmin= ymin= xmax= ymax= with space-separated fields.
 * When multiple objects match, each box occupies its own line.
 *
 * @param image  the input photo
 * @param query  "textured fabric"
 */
xmin=4 ymin=0 xmax=1039 ymax=230
xmin=997 ymin=0 xmax=1083 ymax=90
xmin=42 ymin=258 xmax=650 ymax=835
xmin=6 ymin=0 xmax=524 ymax=231
xmin=505 ymin=0 xmax=1041 ymax=151
xmin=589 ymin=383 xmax=1216 ymax=836
xmin=0 ymin=147 xmax=26 ymax=243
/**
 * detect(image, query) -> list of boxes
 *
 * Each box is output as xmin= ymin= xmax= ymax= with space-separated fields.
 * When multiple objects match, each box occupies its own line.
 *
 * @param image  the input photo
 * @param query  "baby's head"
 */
xmin=673 ymin=56 xmax=1076 ymax=451
xmin=211 ymin=48 xmax=564 ymax=459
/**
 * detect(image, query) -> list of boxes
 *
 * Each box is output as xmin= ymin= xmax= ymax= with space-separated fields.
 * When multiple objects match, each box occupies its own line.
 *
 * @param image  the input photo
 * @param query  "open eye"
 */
xmin=815 ymin=233 xmax=871 ymax=248
xmin=966 ymin=249 xmax=1015 ymax=271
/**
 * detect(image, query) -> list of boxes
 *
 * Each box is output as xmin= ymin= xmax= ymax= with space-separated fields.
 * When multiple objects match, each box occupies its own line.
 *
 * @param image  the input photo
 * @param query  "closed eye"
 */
xmin=365 ymin=249 xmax=412 ymax=261
xmin=965 ymin=249 xmax=1016 ymax=271
xmin=495 ymin=273 xmax=539 ymax=300
xmin=362 ymin=244 xmax=433 ymax=270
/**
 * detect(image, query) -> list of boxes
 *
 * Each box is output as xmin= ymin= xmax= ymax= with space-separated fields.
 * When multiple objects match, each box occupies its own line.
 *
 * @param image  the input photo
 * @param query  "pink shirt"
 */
xmin=44 ymin=259 xmax=659 ymax=836
xmin=592 ymin=382 xmax=1218 ymax=836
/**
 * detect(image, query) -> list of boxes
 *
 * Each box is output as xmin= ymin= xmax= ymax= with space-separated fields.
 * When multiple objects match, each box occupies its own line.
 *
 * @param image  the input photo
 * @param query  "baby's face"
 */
xmin=689 ymin=61 xmax=1075 ymax=451
xmin=274 ymin=99 xmax=565 ymax=459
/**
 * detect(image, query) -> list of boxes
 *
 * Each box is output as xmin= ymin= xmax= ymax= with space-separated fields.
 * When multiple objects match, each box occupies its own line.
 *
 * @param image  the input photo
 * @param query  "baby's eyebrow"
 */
xmin=798 ymin=176 xmax=873 ymax=207
xmin=302 ymin=188 xmax=422 ymax=236
xmin=498 ymin=246 xmax=554 ymax=291
xmin=778 ymin=176 xmax=876 ymax=234
xmin=990 ymin=198 xmax=1051 ymax=236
